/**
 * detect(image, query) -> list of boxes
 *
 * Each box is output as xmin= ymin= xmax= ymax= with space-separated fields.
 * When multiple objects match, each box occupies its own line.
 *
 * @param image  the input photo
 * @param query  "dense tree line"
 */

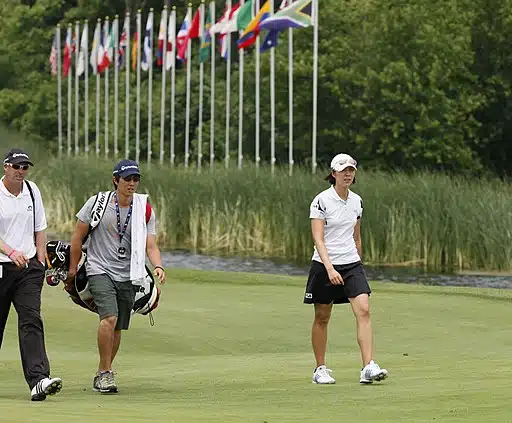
xmin=1 ymin=0 xmax=512 ymax=176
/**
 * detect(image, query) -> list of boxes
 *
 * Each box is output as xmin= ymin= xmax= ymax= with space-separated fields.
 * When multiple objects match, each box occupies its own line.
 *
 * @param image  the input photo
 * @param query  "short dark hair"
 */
xmin=113 ymin=176 xmax=120 ymax=190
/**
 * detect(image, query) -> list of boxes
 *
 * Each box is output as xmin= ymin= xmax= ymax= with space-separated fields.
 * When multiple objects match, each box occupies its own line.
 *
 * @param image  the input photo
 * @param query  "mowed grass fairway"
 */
xmin=1 ymin=269 xmax=512 ymax=423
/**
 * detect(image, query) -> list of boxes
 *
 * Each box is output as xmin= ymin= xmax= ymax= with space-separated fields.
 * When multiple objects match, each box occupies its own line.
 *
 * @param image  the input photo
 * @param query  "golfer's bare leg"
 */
xmin=111 ymin=330 xmax=121 ymax=365
xmin=349 ymin=294 xmax=372 ymax=366
xmin=97 ymin=316 xmax=116 ymax=372
xmin=312 ymin=303 xmax=333 ymax=367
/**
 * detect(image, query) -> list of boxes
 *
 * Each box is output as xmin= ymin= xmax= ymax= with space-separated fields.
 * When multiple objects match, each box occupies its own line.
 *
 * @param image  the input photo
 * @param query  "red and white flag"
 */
xmin=62 ymin=27 xmax=73 ymax=77
xmin=49 ymin=32 xmax=58 ymax=76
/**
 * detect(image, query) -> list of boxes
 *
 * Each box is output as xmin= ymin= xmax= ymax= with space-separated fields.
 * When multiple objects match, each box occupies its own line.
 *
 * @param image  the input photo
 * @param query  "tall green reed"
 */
xmin=24 ymin=156 xmax=512 ymax=272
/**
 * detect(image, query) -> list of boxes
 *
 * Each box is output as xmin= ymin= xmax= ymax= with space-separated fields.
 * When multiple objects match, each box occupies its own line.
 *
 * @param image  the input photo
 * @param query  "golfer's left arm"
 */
xmin=146 ymin=234 xmax=165 ymax=284
xmin=354 ymin=219 xmax=362 ymax=260
xmin=35 ymin=231 xmax=47 ymax=265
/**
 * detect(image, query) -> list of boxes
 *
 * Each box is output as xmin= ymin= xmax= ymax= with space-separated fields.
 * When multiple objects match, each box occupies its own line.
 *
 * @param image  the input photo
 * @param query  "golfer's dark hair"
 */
xmin=113 ymin=176 xmax=120 ymax=190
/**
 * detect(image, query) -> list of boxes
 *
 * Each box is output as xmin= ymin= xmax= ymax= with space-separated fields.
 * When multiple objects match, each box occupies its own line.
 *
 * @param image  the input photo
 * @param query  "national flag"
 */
xmin=217 ymin=4 xmax=241 ymax=60
xmin=156 ymin=12 xmax=166 ymax=67
xmin=210 ymin=7 xmax=230 ymax=34
xmin=165 ymin=13 xmax=175 ymax=70
xmin=96 ymin=20 xmax=109 ymax=73
xmin=63 ymin=27 xmax=73 ymax=77
xmin=118 ymin=16 xmax=128 ymax=68
xmin=141 ymin=12 xmax=153 ymax=71
xmin=90 ymin=22 xmax=100 ymax=75
xmin=236 ymin=0 xmax=254 ymax=32
xmin=131 ymin=31 xmax=138 ymax=71
xmin=237 ymin=0 xmax=271 ymax=50
xmin=199 ymin=8 xmax=212 ymax=63
xmin=176 ymin=9 xmax=191 ymax=61
xmin=98 ymin=23 xmax=115 ymax=73
xmin=188 ymin=7 xmax=202 ymax=39
xmin=259 ymin=0 xmax=313 ymax=52
xmin=49 ymin=32 xmax=58 ymax=76
xmin=77 ymin=25 xmax=88 ymax=76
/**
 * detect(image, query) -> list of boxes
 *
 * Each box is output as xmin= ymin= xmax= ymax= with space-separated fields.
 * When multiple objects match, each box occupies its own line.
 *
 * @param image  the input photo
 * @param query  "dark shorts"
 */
xmin=88 ymin=274 xmax=136 ymax=330
xmin=303 ymin=260 xmax=371 ymax=304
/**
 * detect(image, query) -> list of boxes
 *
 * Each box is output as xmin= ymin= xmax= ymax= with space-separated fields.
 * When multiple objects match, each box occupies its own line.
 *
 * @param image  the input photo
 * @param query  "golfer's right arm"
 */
xmin=68 ymin=221 xmax=89 ymax=278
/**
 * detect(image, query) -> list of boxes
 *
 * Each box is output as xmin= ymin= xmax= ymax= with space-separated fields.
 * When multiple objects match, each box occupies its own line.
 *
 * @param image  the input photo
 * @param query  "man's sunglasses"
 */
xmin=122 ymin=175 xmax=140 ymax=182
xmin=6 ymin=163 xmax=30 ymax=171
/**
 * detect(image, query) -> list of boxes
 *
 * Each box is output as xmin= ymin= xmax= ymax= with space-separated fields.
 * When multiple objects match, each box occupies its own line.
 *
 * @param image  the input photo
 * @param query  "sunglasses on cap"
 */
xmin=122 ymin=175 xmax=140 ymax=182
xmin=6 ymin=163 xmax=30 ymax=171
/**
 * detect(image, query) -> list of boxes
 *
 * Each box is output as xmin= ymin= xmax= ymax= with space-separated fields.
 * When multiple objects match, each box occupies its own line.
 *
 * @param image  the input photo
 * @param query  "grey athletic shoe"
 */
xmin=31 ymin=377 xmax=63 ymax=401
xmin=93 ymin=371 xmax=118 ymax=394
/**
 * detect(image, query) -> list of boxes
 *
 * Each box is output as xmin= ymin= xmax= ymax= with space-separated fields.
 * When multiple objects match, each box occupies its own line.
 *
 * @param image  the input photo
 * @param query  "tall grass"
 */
xmin=14 ymin=155 xmax=512 ymax=272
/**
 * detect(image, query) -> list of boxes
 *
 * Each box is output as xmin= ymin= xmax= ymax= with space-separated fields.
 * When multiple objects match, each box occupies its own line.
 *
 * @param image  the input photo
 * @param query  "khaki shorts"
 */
xmin=88 ymin=274 xmax=136 ymax=330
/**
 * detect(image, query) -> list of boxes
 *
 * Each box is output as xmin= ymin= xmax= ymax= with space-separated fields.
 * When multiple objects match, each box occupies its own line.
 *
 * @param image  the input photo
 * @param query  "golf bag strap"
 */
xmin=25 ymin=181 xmax=36 ymax=244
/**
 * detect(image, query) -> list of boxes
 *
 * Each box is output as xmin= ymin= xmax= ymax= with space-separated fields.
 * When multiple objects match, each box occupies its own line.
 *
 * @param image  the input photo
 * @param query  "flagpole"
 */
xmin=95 ymin=19 xmax=101 ymax=157
xmin=312 ymin=0 xmax=318 ymax=174
xmin=225 ymin=0 xmax=232 ymax=169
xmin=270 ymin=0 xmax=276 ymax=175
xmin=114 ymin=15 xmax=119 ymax=157
xmin=185 ymin=3 xmax=192 ymax=168
xmin=198 ymin=0 xmax=205 ymax=171
xmin=67 ymin=24 xmax=72 ymax=157
xmin=125 ymin=13 xmax=130 ymax=159
xmin=74 ymin=21 xmax=80 ymax=156
xmin=255 ymin=0 xmax=260 ymax=168
xmin=159 ymin=6 xmax=168 ymax=165
xmin=170 ymin=6 xmax=176 ymax=166
xmin=209 ymin=1 xmax=216 ymax=170
xmin=84 ymin=20 xmax=89 ymax=156
xmin=288 ymin=26 xmax=293 ymax=176
xmin=238 ymin=0 xmax=245 ymax=170
xmin=147 ymin=8 xmax=154 ymax=166
xmin=136 ymin=10 xmax=142 ymax=163
xmin=104 ymin=17 xmax=110 ymax=158
xmin=57 ymin=25 xmax=63 ymax=158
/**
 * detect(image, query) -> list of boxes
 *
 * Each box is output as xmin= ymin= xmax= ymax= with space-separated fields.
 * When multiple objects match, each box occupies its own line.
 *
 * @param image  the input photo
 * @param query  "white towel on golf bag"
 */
xmin=130 ymin=193 xmax=148 ymax=281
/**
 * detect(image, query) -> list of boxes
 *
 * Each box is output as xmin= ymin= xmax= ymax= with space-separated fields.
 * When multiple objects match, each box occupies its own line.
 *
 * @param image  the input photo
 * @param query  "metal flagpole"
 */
xmin=225 ymin=0 xmax=232 ymax=169
xmin=238 ymin=0 xmax=245 ymax=169
xmin=136 ymin=10 xmax=142 ymax=163
xmin=255 ymin=0 xmax=260 ymax=168
xmin=288 ymin=25 xmax=294 ymax=176
xmin=84 ymin=20 xmax=89 ymax=156
xmin=125 ymin=13 xmax=130 ymax=159
xmin=209 ymin=1 xmax=216 ymax=170
xmin=95 ymin=19 xmax=101 ymax=156
xmin=159 ymin=6 xmax=168 ymax=165
xmin=57 ymin=25 xmax=63 ymax=157
xmin=270 ymin=0 xmax=276 ymax=175
xmin=198 ymin=1 xmax=205 ymax=170
xmin=74 ymin=21 xmax=80 ymax=156
xmin=185 ymin=3 xmax=192 ymax=168
xmin=312 ymin=0 xmax=318 ymax=174
xmin=169 ymin=6 xmax=176 ymax=166
xmin=104 ymin=17 xmax=110 ymax=158
xmin=114 ymin=15 xmax=119 ymax=157
xmin=67 ymin=24 xmax=72 ymax=157
xmin=147 ymin=8 xmax=154 ymax=166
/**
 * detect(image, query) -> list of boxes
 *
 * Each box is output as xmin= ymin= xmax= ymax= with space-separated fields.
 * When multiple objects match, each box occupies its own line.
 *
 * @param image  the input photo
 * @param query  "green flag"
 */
xmin=200 ymin=9 xmax=212 ymax=63
xmin=236 ymin=0 xmax=253 ymax=31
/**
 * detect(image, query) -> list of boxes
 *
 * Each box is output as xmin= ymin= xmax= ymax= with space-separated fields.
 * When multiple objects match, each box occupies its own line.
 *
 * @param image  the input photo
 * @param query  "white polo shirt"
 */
xmin=310 ymin=186 xmax=363 ymax=265
xmin=0 ymin=178 xmax=47 ymax=263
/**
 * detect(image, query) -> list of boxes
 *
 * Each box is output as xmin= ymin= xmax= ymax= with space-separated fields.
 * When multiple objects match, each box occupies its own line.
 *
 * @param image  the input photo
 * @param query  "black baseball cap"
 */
xmin=3 ymin=148 xmax=34 ymax=166
xmin=112 ymin=160 xmax=141 ymax=178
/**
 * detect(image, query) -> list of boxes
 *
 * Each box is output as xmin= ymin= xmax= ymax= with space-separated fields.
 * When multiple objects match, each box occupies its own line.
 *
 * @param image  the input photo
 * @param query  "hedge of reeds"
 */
xmin=23 ymin=155 xmax=512 ymax=273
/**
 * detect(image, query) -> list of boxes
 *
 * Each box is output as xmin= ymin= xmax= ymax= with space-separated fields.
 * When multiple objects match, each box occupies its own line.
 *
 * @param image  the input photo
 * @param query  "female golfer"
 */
xmin=304 ymin=153 xmax=388 ymax=385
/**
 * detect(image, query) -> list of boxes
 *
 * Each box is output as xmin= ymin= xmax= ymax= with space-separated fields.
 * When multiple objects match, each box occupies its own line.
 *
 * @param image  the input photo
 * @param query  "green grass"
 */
xmin=1 ymin=269 xmax=512 ymax=422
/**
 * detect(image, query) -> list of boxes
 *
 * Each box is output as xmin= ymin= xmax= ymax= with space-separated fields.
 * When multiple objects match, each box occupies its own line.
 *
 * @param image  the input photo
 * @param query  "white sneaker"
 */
xmin=312 ymin=365 xmax=336 ymax=384
xmin=31 ymin=377 xmax=63 ymax=401
xmin=360 ymin=360 xmax=388 ymax=384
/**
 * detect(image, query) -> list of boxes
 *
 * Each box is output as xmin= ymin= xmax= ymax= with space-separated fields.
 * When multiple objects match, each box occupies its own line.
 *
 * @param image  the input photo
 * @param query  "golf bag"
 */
xmin=44 ymin=240 xmax=161 ymax=317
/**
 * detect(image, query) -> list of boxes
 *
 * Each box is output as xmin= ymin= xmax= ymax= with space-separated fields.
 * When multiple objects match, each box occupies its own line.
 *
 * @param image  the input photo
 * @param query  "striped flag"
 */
xmin=176 ymin=9 xmax=192 ymax=61
xmin=118 ymin=16 xmax=128 ymax=68
xmin=49 ymin=32 xmax=58 ymax=76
